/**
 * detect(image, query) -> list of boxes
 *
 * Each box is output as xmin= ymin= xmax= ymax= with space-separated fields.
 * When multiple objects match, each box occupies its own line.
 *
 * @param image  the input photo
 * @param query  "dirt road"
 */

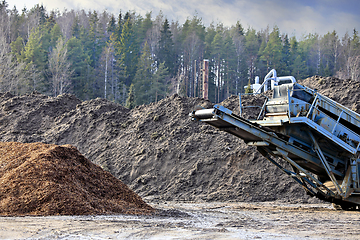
xmin=1 ymin=201 xmax=359 ymax=239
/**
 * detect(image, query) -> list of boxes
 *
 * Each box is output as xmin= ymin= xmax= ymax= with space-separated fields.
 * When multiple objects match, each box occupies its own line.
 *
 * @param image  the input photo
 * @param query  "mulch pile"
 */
xmin=0 ymin=142 xmax=154 ymax=216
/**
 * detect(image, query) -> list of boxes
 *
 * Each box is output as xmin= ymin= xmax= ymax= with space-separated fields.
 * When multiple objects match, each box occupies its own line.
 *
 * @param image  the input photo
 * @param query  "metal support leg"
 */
xmin=276 ymin=149 xmax=321 ymax=186
xmin=350 ymin=158 xmax=359 ymax=189
xmin=275 ymin=148 xmax=335 ymax=197
xmin=308 ymin=131 xmax=343 ymax=196
xmin=257 ymin=147 xmax=317 ymax=196
xmin=239 ymin=93 xmax=242 ymax=117
xmin=341 ymin=166 xmax=354 ymax=198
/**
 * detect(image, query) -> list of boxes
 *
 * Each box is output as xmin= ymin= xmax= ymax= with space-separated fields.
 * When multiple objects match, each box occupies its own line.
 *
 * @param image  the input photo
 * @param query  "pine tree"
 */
xmin=291 ymin=55 xmax=307 ymax=79
xmin=223 ymin=33 xmax=237 ymax=98
xmin=133 ymin=41 xmax=153 ymax=105
xmin=9 ymin=6 xmax=21 ymax=42
xmin=10 ymin=36 xmax=24 ymax=61
xmin=77 ymin=11 xmax=104 ymax=70
xmin=117 ymin=17 xmax=137 ymax=87
xmin=260 ymin=26 xmax=282 ymax=70
xmin=299 ymin=33 xmax=320 ymax=77
xmin=21 ymin=27 xmax=46 ymax=68
xmin=235 ymin=21 xmax=244 ymax=36
xmin=245 ymin=28 xmax=260 ymax=84
xmin=50 ymin=23 xmax=62 ymax=47
xmin=204 ymin=24 xmax=216 ymax=58
xmin=71 ymin=16 xmax=80 ymax=38
xmin=125 ymin=83 xmax=136 ymax=109
xmin=351 ymin=29 xmax=360 ymax=55
xmin=231 ymin=23 xmax=246 ymax=94
xmin=19 ymin=27 xmax=48 ymax=92
xmin=107 ymin=15 xmax=116 ymax=34
xmin=289 ymin=36 xmax=299 ymax=67
xmin=245 ymin=79 xmax=253 ymax=94
xmin=136 ymin=12 xmax=152 ymax=44
xmin=280 ymin=34 xmax=291 ymax=75
xmin=66 ymin=36 xmax=91 ymax=99
xmin=152 ymin=62 xmax=169 ymax=102
xmin=157 ymin=18 xmax=175 ymax=76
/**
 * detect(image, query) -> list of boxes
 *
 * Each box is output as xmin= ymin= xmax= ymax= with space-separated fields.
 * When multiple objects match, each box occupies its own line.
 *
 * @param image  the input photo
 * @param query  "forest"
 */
xmin=0 ymin=1 xmax=360 ymax=106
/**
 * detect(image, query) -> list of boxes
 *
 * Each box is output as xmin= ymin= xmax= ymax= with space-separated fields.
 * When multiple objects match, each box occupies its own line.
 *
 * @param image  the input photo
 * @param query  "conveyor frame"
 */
xmin=190 ymin=70 xmax=360 ymax=209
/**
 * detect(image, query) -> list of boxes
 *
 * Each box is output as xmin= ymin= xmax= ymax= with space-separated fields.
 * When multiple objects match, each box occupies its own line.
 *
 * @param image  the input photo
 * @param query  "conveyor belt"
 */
xmin=191 ymin=104 xmax=360 ymax=209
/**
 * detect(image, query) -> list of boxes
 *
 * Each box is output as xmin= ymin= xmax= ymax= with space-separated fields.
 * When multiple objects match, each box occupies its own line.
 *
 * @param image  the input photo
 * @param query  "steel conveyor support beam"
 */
xmin=308 ymin=131 xmax=343 ymax=196
xmin=276 ymin=149 xmax=324 ymax=187
xmin=275 ymin=148 xmax=335 ymax=197
xmin=257 ymin=147 xmax=317 ymax=196
xmin=341 ymin=166 xmax=353 ymax=198
xmin=258 ymin=146 xmax=336 ymax=199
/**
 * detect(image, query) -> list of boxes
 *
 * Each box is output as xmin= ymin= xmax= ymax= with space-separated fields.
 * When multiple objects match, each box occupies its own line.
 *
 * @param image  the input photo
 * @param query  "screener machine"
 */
xmin=190 ymin=69 xmax=360 ymax=210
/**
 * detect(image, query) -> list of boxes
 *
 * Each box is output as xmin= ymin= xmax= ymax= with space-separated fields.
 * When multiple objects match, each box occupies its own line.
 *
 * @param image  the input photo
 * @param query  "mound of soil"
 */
xmin=0 ymin=142 xmax=154 ymax=216
xmin=0 ymin=75 xmax=354 ymax=204
xmin=299 ymin=76 xmax=360 ymax=113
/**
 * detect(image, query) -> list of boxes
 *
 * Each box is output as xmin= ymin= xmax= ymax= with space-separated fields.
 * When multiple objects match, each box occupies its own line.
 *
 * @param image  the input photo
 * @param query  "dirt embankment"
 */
xmin=299 ymin=76 xmax=360 ymax=113
xmin=0 ymin=75 xmax=356 ymax=205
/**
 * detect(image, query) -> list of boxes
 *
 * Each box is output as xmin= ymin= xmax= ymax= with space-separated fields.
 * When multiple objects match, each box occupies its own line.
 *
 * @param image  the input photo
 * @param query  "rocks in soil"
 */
xmin=0 ymin=142 xmax=154 ymax=216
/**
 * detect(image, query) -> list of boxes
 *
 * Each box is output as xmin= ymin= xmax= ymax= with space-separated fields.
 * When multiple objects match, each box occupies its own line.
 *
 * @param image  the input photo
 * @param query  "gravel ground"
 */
xmin=1 ymin=201 xmax=359 ymax=240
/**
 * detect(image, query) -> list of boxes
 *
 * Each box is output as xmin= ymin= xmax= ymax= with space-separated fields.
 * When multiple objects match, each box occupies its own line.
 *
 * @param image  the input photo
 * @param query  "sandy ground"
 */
xmin=1 ymin=201 xmax=360 ymax=239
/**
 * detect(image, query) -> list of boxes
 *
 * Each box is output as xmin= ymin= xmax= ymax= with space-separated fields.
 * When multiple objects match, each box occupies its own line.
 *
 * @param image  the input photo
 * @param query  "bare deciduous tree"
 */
xmin=0 ymin=33 xmax=39 ymax=94
xmin=348 ymin=56 xmax=360 ymax=81
xmin=48 ymin=38 xmax=73 ymax=96
xmin=336 ymin=56 xmax=360 ymax=81
xmin=56 ymin=9 xmax=76 ymax=40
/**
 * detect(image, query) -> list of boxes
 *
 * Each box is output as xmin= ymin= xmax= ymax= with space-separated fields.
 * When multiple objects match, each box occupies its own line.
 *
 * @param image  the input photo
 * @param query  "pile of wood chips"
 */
xmin=0 ymin=142 xmax=154 ymax=216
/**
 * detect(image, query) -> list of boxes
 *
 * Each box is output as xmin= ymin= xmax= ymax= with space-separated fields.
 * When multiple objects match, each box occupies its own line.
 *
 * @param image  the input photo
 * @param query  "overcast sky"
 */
xmin=6 ymin=0 xmax=360 ymax=39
